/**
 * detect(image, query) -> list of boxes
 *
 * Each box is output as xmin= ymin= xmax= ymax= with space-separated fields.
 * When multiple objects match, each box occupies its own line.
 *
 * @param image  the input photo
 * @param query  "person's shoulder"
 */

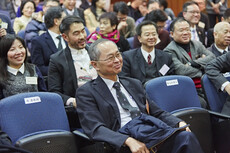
xmin=123 ymin=48 xmax=139 ymax=56
xmin=156 ymin=49 xmax=171 ymax=57
xmin=50 ymin=49 xmax=65 ymax=60
xmin=119 ymin=76 xmax=142 ymax=85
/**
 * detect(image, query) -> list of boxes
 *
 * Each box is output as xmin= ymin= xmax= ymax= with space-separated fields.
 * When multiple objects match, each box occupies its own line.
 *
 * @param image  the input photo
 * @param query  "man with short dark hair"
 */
xmin=76 ymin=38 xmax=204 ymax=153
xmin=31 ymin=6 xmax=66 ymax=76
xmin=182 ymin=1 xmax=206 ymax=45
xmin=120 ymin=20 xmax=174 ymax=85
xmin=113 ymin=1 xmax=136 ymax=38
xmin=164 ymin=18 xmax=215 ymax=108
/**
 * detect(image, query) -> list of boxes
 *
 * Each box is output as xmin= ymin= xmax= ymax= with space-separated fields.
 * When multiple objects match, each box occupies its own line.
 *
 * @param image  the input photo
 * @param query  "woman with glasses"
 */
xmin=0 ymin=34 xmax=46 ymax=99
xmin=87 ymin=12 xmax=130 ymax=53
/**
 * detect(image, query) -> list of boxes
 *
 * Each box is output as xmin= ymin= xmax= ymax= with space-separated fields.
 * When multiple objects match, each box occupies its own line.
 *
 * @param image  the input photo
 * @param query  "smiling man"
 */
xmin=48 ymin=16 xmax=97 ymax=129
xmin=76 ymin=38 xmax=204 ymax=153
xmin=119 ymin=20 xmax=174 ymax=85
xmin=164 ymin=18 xmax=215 ymax=108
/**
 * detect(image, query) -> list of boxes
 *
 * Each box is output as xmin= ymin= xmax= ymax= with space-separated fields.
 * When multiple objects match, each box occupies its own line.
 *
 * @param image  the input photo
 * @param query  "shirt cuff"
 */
xmin=221 ymin=81 xmax=230 ymax=91
xmin=66 ymin=97 xmax=75 ymax=106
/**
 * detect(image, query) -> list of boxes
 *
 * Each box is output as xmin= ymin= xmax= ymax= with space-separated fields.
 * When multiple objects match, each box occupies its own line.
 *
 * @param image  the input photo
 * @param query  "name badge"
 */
xmin=26 ymin=77 xmax=37 ymax=85
xmin=159 ymin=64 xmax=170 ymax=76
xmin=1 ymin=22 xmax=8 ymax=29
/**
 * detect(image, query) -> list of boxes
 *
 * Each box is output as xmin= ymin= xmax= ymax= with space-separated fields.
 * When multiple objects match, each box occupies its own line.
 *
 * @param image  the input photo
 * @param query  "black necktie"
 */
xmin=113 ymin=82 xmax=141 ymax=119
xmin=56 ymin=35 xmax=63 ymax=50
xmin=223 ymin=50 xmax=228 ymax=54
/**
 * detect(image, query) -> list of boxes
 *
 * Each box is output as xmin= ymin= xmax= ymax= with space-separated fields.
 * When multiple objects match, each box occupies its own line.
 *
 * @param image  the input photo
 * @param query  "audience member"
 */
xmin=164 ymin=18 xmax=215 ymax=108
xmin=62 ymin=0 xmax=85 ymax=22
xmin=87 ymin=12 xmax=130 ymax=52
xmin=0 ymin=0 xmax=21 ymax=19
xmin=134 ymin=9 xmax=171 ymax=50
xmin=182 ymin=1 xmax=206 ymax=45
xmin=48 ymin=16 xmax=97 ymax=109
xmin=207 ymin=8 xmax=230 ymax=47
xmin=13 ymin=0 xmax=36 ymax=34
xmin=84 ymin=0 xmax=106 ymax=33
xmin=159 ymin=0 xmax=175 ymax=20
xmin=76 ymin=38 xmax=204 ymax=153
xmin=135 ymin=0 xmax=160 ymax=26
xmin=16 ymin=0 xmax=43 ymax=17
xmin=127 ymin=0 xmax=143 ymax=21
xmin=119 ymin=21 xmax=174 ymax=85
xmin=206 ymin=0 xmax=227 ymax=28
xmin=205 ymin=52 xmax=230 ymax=115
xmin=113 ymin=1 xmax=136 ymax=39
xmin=178 ymin=0 xmax=210 ymax=32
xmin=207 ymin=22 xmax=230 ymax=57
xmin=31 ymin=7 xmax=66 ymax=76
xmin=25 ymin=0 xmax=59 ymax=52
xmin=0 ymin=34 xmax=46 ymax=100
xmin=0 ymin=13 xmax=15 ymax=37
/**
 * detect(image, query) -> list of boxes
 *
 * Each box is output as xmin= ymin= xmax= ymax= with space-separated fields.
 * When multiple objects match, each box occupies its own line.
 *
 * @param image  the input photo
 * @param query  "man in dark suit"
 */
xmin=119 ymin=20 xmax=174 ymax=85
xmin=182 ymin=1 xmax=206 ymax=46
xmin=205 ymin=52 xmax=230 ymax=115
xmin=62 ymin=0 xmax=85 ymax=24
xmin=207 ymin=21 xmax=230 ymax=57
xmin=31 ymin=7 xmax=66 ymax=76
xmin=76 ymin=38 xmax=204 ymax=153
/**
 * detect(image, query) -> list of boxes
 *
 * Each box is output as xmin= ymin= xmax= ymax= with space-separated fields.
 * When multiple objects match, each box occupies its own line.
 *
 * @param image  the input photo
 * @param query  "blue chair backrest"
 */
xmin=145 ymin=75 xmax=201 ymax=113
xmin=202 ymin=73 xmax=230 ymax=113
xmin=127 ymin=37 xmax=134 ymax=49
xmin=0 ymin=92 xmax=70 ymax=144
xmin=17 ymin=30 xmax=25 ymax=39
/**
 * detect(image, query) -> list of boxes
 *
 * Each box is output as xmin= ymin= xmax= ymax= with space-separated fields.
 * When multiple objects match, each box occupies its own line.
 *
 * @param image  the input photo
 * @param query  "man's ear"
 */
xmin=62 ymin=33 xmax=68 ymax=42
xmin=91 ymin=61 xmax=99 ymax=71
xmin=170 ymin=31 xmax=174 ymax=38
xmin=137 ymin=35 xmax=142 ymax=43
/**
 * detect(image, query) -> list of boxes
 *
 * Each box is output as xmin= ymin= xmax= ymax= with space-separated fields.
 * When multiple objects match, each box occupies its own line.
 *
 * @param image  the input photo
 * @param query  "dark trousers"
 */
xmin=157 ymin=131 xmax=204 ymax=153
xmin=208 ymin=14 xmax=222 ymax=28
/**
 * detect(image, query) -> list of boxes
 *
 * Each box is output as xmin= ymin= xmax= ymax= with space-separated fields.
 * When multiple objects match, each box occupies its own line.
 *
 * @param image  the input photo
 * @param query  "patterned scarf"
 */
xmin=87 ymin=30 xmax=120 ymax=43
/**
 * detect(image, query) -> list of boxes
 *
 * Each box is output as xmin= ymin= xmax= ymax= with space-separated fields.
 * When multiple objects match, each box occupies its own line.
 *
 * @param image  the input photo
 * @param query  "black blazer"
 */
xmin=76 ymin=76 xmax=181 ymax=150
xmin=48 ymin=46 xmax=78 ymax=103
xmin=207 ymin=44 xmax=230 ymax=57
xmin=119 ymin=48 xmax=175 ymax=84
xmin=31 ymin=32 xmax=59 ymax=76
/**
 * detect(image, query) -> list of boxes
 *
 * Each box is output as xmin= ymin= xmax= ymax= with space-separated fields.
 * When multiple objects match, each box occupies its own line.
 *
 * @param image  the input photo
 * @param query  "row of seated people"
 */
xmin=1 ymin=15 xmax=230 ymax=152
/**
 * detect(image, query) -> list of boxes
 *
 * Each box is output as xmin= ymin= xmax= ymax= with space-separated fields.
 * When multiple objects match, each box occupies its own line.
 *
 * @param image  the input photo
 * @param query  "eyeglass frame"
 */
xmin=95 ymin=51 xmax=122 ymax=63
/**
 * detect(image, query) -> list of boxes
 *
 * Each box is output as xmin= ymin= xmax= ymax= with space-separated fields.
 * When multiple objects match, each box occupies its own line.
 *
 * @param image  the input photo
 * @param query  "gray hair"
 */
xmin=88 ymin=39 xmax=116 ymax=61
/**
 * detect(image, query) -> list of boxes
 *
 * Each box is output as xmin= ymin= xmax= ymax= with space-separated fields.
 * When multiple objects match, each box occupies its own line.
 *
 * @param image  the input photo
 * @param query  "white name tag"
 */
xmin=223 ymin=72 xmax=230 ymax=77
xmin=24 ymin=96 xmax=41 ymax=104
xmin=166 ymin=79 xmax=179 ymax=86
xmin=1 ymin=22 xmax=8 ymax=29
xmin=26 ymin=77 xmax=37 ymax=85
xmin=159 ymin=64 xmax=170 ymax=76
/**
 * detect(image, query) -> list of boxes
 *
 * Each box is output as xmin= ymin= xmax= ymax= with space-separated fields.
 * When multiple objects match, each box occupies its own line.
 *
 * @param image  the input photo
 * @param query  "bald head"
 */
xmin=213 ymin=22 xmax=230 ymax=49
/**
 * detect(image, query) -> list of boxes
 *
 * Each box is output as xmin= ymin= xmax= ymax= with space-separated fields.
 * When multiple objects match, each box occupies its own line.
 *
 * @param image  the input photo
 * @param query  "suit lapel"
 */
xmin=155 ymin=49 xmax=163 ymax=76
xmin=93 ymin=76 xmax=121 ymax=124
xmin=45 ymin=32 xmax=58 ymax=54
xmin=64 ymin=47 xmax=78 ymax=90
xmin=136 ymin=48 xmax=146 ymax=76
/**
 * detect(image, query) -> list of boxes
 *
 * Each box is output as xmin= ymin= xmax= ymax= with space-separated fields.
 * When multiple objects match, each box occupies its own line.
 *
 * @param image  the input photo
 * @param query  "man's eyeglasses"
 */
xmin=186 ymin=11 xmax=200 ymax=14
xmin=97 ymin=52 xmax=122 ymax=63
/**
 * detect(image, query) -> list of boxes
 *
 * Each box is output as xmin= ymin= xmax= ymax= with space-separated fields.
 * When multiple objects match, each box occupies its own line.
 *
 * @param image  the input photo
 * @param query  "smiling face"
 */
xmin=62 ymin=22 xmax=87 ymax=49
xmin=214 ymin=22 xmax=230 ymax=49
xmin=7 ymin=39 xmax=26 ymax=69
xmin=91 ymin=41 xmax=123 ymax=81
xmin=171 ymin=21 xmax=191 ymax=44
xmin=63 ymin=0 xmax=76 ymax=11
xmin=22 ymin=1 xmax=35 ymax=17
xmin=183 ymin=4 xmax=200 ymax=27
xmin=138 ymin=24 xmax=158 ymax=51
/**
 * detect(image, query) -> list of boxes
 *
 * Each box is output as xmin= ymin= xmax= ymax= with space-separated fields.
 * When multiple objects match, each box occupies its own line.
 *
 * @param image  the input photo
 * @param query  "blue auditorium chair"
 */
xmin=127 ymin=37 xmax=134 ymax=49
xmin=0 ymin=92 xmax=78 ymax=153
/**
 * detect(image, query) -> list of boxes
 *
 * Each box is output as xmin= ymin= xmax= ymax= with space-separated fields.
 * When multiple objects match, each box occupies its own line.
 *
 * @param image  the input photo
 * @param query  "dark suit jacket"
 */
xmin=76 ymin=76 xmax=182 ymax=150
xmin=205 ymin=52 xmax=230 ymax=90
xmin=48 ymin=46 xmax=78 ymax=103
xmin=207 ymin=44 xmax=230 ymax=57
xmin=119 ymin=48 xmax=175 ymax=84
xmin=31 ymin=32 xmax=58 ymax=76
xmin=63 ymin=7 xmax=85 ymax=25
xmin=196 ymin=26 xmax=206 ymax=46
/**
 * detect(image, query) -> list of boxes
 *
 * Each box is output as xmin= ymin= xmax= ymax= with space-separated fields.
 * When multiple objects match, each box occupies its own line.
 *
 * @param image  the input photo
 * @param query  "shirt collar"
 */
xmin=214 ymin=44 xmax=228 ymax=54
xmin=69 ymin=46 xmax=87 ymax=55
xmin=7 ymin=63 xmax=25 ymax=75
xmin=48 ymin=29 xmax=61 ymax=41
xmin=101 ymin=76 xmax=119 ymax=91
xmin=141 ymin=47 xmax=155 ymax=63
